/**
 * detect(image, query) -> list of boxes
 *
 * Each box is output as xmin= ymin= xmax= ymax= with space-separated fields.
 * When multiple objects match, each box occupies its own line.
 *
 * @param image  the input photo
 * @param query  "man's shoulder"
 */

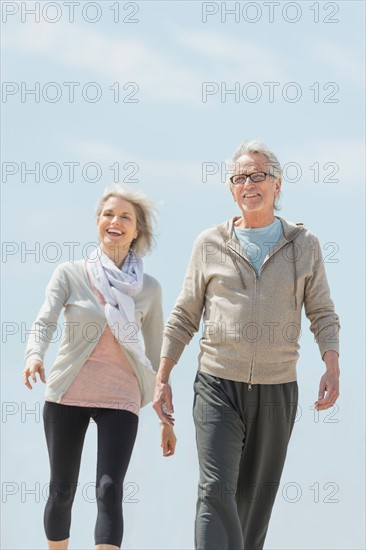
xmin=277 ymin=216 xmax=318 ymax=243
xmin=194 ymin=221 xmax=230 ymax=244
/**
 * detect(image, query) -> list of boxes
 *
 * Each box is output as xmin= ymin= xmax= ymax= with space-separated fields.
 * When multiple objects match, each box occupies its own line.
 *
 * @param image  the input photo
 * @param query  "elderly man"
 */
xmin=153 ymin=140 xmax=340 ymax=550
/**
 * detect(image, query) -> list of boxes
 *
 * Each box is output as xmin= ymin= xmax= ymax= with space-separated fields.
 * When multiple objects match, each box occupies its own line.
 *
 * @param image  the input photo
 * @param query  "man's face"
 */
xmin=230 ymin=152 xmax=281 ymax=216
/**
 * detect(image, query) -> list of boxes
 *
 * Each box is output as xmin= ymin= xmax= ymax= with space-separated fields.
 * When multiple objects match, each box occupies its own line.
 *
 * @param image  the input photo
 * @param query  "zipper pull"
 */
xmin=248 ymin=384 xmax=252 ymax=391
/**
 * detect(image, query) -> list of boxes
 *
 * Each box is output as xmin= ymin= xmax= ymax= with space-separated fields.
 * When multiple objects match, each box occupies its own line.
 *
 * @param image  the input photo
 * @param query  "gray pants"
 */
xmin=193 ymin=372 xmax=298 ymax=550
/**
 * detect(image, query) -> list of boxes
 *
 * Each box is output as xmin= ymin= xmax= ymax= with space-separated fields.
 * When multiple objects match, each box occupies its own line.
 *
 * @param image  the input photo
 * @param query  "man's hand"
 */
xmin=153 ymin=357 xmax=176 ymax=425
xmin=315 ymin=351 xmax=340 ymax=411
xmin=153 ymin=379 xmax=175 ymax=425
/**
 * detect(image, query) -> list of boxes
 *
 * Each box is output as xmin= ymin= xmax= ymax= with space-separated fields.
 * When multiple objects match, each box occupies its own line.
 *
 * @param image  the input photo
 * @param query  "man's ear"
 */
xmin=274 ymin=177 xmax=282 ymax=196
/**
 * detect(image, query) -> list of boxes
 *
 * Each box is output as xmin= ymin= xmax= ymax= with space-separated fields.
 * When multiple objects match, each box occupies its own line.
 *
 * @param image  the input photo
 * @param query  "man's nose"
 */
xmin=244 ymin=179 xmax=255 ymax=188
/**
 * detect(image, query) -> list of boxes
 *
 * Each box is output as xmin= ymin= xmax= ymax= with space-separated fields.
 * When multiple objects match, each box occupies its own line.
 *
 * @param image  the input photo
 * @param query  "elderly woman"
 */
xmin=23 ymin=185 xmax=176 ymax=550
xmin=153 ymin=141 xmax=340 ymax=550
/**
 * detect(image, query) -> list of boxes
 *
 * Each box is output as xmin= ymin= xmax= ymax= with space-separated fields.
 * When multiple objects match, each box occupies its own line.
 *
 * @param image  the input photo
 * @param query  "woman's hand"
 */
xmin=161 ymin=423 xmax=177 ymax=457
xmin=22 ymin=360 xmax=46 ymax=389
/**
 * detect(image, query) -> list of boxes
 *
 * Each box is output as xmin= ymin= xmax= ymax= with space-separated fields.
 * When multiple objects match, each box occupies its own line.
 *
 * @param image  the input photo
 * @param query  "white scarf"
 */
xmin=86 ymin=246 xmax=156 ymax=406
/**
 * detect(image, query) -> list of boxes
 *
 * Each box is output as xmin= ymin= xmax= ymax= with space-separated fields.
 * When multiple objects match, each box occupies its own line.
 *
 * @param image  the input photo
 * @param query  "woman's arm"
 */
xmin=140 ymin=277 xmax=164 ymax=372
xmin=23 ymin=263 xmax=70 ymax=389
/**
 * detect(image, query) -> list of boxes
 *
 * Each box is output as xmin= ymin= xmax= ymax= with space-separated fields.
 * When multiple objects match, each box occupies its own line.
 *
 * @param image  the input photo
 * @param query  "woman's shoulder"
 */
xmin=49 ymin=260 xmax=87 ymax=287
xmin=142 ymin=273 xmax=162 ymax=294
xmin=52 ymin=259 xmax=85 ymax=276
xmin=134 ymin=273 xmax=162 ymax=309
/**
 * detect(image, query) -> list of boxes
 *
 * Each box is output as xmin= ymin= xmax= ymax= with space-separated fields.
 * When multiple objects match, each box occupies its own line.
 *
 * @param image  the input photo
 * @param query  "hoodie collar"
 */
xmin=220 ymin=215 xmax=304 ymax=244
xmin=218 ymin=216 xmax=304 ymax=310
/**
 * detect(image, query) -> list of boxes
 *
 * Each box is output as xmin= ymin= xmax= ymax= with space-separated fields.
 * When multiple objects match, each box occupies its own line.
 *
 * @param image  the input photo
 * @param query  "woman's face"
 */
xmin=97 ymin=196 xmax=139 ymax=254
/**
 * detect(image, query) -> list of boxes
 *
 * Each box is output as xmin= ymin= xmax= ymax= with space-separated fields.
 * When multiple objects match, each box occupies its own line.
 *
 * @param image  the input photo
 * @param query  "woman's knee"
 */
xmin=47 ymin=481 xmax=78 ymax=509
xmin=96 ymin=475 xmax=122 ymax=506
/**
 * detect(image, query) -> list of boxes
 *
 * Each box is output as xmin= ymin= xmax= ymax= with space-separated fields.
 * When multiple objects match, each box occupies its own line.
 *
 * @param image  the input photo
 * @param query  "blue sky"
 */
xmin=1 ymin=1 xmax=365 ymax=549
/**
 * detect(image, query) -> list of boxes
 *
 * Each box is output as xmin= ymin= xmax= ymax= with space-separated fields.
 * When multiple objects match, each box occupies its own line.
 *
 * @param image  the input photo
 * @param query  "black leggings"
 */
xmin=43 ymin=402 xmax=138 ymax=547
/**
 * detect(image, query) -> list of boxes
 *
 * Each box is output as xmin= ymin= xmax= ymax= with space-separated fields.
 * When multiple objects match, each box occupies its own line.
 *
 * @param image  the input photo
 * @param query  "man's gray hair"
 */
xmin=95 ymin=184 xmax=158 ymax=256
xmin=225 ymin=139 xmax=282 ymax=209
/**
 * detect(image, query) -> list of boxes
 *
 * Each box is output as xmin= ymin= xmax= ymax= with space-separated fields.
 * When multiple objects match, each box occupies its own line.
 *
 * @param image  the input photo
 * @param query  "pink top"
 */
xmin=59 ymin=277 xmax=141 ymax=415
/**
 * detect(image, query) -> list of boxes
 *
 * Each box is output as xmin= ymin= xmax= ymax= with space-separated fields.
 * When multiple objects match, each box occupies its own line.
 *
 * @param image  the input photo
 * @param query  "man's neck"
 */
xmin=235 ymin=211 xmax=275 ymax=229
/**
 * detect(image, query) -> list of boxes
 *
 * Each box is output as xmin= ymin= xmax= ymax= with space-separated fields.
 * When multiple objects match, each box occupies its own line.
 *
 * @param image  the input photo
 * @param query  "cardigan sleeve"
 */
xmin=24 ymin=264 xmax=70 ymax=366
xmin=140 ymin=277 xmax=164 ymax=373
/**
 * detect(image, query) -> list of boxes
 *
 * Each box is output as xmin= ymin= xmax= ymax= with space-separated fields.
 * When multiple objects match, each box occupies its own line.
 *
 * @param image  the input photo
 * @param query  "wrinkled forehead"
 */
xmin=234 ymin=152 xmax=270 ymax=173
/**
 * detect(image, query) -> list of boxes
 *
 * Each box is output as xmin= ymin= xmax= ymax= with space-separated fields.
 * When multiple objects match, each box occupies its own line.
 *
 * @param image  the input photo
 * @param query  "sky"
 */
xmin=1 ymin=1 xmax=365 ymax=549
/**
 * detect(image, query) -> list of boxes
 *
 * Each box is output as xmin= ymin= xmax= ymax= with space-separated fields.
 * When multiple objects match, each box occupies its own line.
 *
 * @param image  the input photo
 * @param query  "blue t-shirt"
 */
xmin=234 ymin=218 xmax=283 ymax=275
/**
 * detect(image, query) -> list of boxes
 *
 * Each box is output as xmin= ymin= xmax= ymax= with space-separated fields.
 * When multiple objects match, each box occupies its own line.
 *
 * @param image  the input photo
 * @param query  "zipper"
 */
xmin=225 ymin=224 xmax=303 ymax=391
xmin=247 ymin=277 xmax=259 ymax=391
xmin=226 ymin=241 xmax=257 ymax=390
xmin=228 ymin=234 xmax=297 ymax=277
xmin=248 ymin=359 xmax=254 ymax=391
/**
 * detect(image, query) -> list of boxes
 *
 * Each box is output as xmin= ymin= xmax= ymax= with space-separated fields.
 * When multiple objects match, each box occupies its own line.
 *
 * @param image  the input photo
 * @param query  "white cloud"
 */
xmin=173 ymin=29 xmax=289 ymax=81
xmin=2 ymin=21 xmax=292 ymax=103
xmin=2 ymin=21 xmax=201 ymax=103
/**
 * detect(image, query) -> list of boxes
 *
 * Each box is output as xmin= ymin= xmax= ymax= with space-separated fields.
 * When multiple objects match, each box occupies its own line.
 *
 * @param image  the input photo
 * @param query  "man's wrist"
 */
xmin=325 ymin=364 xmax=340 ymax=373
xmin=323 ymin=350 xmax=340 ymax=372
xmin=156 ymin=357 xmax=176 ymax=384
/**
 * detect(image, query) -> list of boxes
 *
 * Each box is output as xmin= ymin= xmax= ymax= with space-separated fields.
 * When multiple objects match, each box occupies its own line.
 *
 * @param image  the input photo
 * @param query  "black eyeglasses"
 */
xmin=230 ymin=172 xmax=274 ymax=186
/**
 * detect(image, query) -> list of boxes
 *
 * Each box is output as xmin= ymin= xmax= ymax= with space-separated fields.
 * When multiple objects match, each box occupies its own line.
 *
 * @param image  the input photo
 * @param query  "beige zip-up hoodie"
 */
xmin=161 ymin=216 xmax=340 ymax=385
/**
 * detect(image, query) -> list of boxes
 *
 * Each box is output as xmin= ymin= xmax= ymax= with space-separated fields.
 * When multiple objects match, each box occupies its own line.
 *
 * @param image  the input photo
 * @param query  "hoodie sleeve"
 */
xmin=160 ymin=235 xmax=208 ymax=363
xmin=304 ymin=236 xmax=340 ymax=358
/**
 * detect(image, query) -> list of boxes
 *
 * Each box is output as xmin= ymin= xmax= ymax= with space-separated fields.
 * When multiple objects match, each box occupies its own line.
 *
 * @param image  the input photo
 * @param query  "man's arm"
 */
xmin=303 ymin=236 xmax=341 ymax=410
xmin=153 ymin=234 xmax=209 ymax=424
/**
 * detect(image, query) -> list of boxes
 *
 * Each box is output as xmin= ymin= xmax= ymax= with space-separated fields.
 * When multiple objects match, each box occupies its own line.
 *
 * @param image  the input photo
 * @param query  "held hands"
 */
xmin=153 ymin=358 xmax=177 ymax=455
xmin=153 ymin=379 xmax=175 ymax=426
xmin=154 ymin=382 xmax=177 ymax=456
xmin=22 ymin=359 xmax=46 ymax=389
xmin=315 ymin=351 xmax=340 ymax=411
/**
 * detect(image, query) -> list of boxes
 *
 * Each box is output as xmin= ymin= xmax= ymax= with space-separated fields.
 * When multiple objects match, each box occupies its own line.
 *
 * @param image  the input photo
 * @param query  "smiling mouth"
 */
xmin=106 ymin=229 xmax=123 ymax=236
xmin=243 ymin=193 xmax=260 ymax=199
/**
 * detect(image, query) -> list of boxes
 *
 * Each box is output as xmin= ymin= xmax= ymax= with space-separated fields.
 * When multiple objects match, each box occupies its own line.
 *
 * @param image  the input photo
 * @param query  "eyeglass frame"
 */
xmin=229 ymin=171 xmax=275 ymax=186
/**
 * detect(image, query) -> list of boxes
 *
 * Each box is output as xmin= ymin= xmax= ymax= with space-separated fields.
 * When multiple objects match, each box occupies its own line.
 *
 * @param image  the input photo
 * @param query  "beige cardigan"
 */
xmin=25 ymin=260 xmax=163 ymax=407
xmin=161 ymin=216 xmax=340 ymax=385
